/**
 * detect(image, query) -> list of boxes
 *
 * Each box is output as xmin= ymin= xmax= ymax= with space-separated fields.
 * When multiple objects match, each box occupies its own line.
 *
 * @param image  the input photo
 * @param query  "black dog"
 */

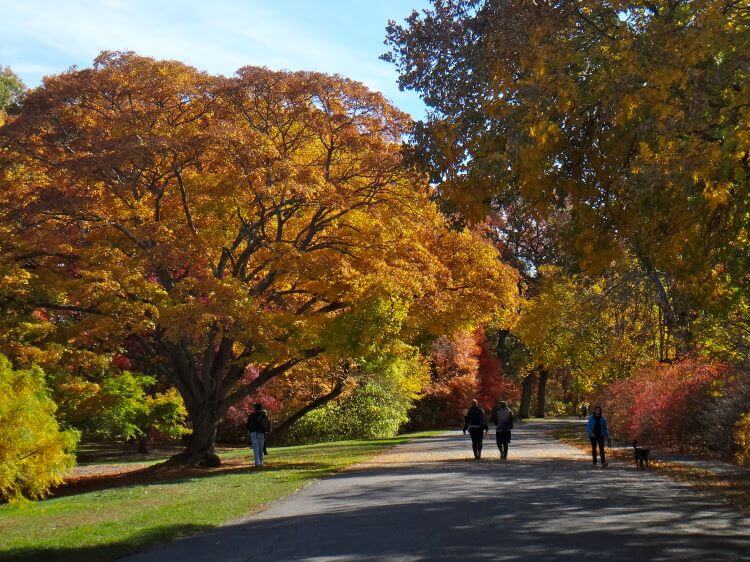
xmin=633 ymin=440 xmax=650 ymax=470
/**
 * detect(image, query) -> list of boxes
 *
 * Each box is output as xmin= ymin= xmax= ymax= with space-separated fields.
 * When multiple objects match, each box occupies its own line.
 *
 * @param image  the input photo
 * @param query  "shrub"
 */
xmin=601 ymin=357 xmax=729 ymax=452
xmin=287 ymin=350 xmax=427 ymax=443
xmin=545 ymin=398 xmax=572 ymax=418
xmin=288 ymin=382 xmax=410 ymax=443
xmin=0 ymin=355 xmax=78 ymax=502
xmin=407 ymin=395 xmax=452 ymax=431
xmin=51 ymin=370 xmax=187 ymax=446
xmin=142 ymin=389 xmax=189 ymax=440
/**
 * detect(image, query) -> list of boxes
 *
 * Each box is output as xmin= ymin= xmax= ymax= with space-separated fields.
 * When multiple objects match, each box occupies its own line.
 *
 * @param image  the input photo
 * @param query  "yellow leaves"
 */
xmin=515 ymin=266 xmax=604 ymax=371
xmin=0 ymin=264 xmax=31 ymax=298
xmin=0 ymin=356 xmax=78 ymax=502
xmin=638 ymin=141 xmax=653 ymax=160
xmin=703 ymin=180 xmax=732 ymax=209
xmin=0 ymin=52 xmax=523 ymax=418
xmin=527 ymin=119 xmax=560 ymax=143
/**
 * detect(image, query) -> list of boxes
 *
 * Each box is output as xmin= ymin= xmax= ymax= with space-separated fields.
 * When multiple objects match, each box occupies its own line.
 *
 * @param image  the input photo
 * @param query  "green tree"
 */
xmin=0 ymin=67 xmax=25 ymax=123
xmin=287 ymin=343 xmax=428 ymax=442
xmin=51 ymin=369 xmax=187 ymax=453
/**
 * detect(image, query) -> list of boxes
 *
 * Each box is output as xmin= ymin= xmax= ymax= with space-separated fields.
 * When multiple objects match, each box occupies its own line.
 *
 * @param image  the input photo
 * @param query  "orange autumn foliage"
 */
xmin=0 ymin=52 xmax=519 ymax=462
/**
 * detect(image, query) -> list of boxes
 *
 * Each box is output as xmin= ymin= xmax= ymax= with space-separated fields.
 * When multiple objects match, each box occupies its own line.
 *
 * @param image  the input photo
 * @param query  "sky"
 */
xmin=0 ymin=0 xmax=430 ymax=118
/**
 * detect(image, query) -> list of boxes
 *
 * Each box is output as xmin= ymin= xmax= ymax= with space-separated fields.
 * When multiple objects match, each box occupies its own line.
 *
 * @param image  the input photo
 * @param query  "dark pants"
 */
xmin=496 ymin=429 xmax=511 ymax=459
xmin=468 ymin=428 xmax=484 ymax=458
xmin=590 ymin=435 xmax=606 ymax=465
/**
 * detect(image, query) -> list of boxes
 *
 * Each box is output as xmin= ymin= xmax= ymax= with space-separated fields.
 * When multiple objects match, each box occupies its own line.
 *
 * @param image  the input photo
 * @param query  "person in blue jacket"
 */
xmin=586 ymin=405 xmax=609 ymax=468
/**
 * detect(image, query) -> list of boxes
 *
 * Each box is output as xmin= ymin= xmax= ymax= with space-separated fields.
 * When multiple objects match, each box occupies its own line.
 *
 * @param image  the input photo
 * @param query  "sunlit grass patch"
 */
xmin=0 ymin=431 xmax=441 ymax=562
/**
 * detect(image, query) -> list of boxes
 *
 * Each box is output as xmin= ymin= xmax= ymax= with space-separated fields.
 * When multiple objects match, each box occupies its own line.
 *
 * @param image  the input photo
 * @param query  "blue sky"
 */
xmin=0 ymin=0 xmax=429 ymax=118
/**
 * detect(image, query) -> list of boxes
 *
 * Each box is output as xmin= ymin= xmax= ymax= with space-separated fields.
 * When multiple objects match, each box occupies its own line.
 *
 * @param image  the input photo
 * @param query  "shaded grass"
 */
xmin=552 ymin=427 xmax=750 ymax=514
xmin=0 ymin=430 xmax=443 ymax=562
xmin=75 ymin=442 xmax=183 ymax=467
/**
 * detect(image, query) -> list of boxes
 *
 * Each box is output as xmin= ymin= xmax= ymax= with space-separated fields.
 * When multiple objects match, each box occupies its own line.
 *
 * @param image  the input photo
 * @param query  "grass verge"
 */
xmin=553 ymin=427 xmax=750 ymax=513
xmin=0 ymin=430 xmax=443 ymax=562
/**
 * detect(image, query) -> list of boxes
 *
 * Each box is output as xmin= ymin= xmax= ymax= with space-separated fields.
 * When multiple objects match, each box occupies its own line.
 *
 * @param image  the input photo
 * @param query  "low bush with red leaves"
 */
xmin=407 ymin=329 xmax=519 ymax=429
xmin=600 ymin=357 xmax=731 ymax=453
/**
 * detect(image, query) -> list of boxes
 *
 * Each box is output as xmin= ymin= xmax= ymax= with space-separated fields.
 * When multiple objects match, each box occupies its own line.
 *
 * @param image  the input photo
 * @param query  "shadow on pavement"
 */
xmin=124 ymin=452 xmax=750 ymax=561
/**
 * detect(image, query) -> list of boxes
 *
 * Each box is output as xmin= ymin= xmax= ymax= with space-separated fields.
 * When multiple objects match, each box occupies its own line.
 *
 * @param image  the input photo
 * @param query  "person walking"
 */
xmin=586 ymin=405 xmax=609 ymax=468
xmin=463 ymin=399 xmax=488 ymax=459
xmin=580 ymin=404 xmax=588 ymax=419
xmin=490 ymin=400 xmax=514 ymax=460
xmin=246 ymin=403 xmax=271 ymax=467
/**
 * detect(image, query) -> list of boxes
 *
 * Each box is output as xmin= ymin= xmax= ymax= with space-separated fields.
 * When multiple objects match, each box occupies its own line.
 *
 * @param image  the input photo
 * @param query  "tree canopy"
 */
xmin=386 ymin=0 xmax=750 ymax=353
xmin=0 ymin=52 xmax=519 ymax=464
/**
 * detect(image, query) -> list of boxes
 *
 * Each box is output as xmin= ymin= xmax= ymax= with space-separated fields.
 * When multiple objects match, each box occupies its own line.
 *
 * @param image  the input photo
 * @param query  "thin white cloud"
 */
xmin=0 ymin=0 xmax=425 ymax=116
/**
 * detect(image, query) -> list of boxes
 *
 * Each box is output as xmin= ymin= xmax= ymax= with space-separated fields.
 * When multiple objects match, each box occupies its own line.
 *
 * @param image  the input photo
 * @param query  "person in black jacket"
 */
xmin=463 ymin=399 xmax=489 ymax=459
xmin=490 ymin=400 xmax=514 ymax=460
xmin=246 ymin=403 xmax=271 ymax=467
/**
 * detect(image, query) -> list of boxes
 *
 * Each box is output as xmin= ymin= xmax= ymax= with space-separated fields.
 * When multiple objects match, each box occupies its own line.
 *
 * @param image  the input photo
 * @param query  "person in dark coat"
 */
xmin=246 ymin=403 xmax=272 ymax=467
xmin=490 ymin=400 xmax=514 ymax=460
xmin=463 ymin=399 xmax=489 ymax=459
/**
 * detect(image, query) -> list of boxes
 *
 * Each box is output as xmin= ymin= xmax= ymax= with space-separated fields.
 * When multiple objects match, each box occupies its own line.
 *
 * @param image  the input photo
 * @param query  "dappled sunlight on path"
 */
xmin=357 ymin=422 xmax=589 ymax=468
xmin=124 ymin=419 xmax=750 ymax=562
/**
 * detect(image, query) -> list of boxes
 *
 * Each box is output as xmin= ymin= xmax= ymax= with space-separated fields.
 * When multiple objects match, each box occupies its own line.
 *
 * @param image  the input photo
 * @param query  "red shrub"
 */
xmin=111 ymin=354 xmax=132 ymax=370
xmin=409 ymin=329 xmax=518 ymax=428
xmin=428 ymin=331 xmax=481 ymax=422
xmin=600 ymin=357 xmax=730 ymax=452
xmin=476 ymin=332 xmax=519 ymax=410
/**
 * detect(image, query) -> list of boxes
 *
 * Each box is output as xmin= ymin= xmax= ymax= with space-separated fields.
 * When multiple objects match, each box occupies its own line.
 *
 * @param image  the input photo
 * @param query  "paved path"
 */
xmin=124 ymin=420 xmax=750 ymax=561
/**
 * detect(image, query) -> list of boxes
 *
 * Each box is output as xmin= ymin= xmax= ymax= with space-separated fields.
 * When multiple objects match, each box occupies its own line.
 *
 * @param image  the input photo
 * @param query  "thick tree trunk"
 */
xmin=137 ymin=434 xmax=150 ymax=455
xmin=169 ymin=408 xmax=222 ymax=467
xmin=535 ymin=368 xmax=548 ymax=418
xmin=519 ymin=373 xmax=534 ymax=419
xmin=163 ymin=336 xmax=235 ymax=468
xmin=161 ymin=333 xmax=325 ymax=468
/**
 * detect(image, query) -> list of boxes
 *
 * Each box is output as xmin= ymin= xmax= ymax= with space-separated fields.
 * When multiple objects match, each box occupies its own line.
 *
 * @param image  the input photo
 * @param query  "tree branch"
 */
xmin=269 ymin=380 xmax=346 ymax=444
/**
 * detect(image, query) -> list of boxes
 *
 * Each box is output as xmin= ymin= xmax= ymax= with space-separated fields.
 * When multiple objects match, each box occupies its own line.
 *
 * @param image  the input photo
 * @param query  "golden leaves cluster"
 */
xmin=0 ymin=52 xmax=519 ymax=391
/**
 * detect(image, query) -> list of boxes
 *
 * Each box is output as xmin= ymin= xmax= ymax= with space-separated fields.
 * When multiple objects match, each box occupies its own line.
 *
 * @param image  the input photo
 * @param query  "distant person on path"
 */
xmin=246 ymin=403 xmax=272 ymax=467
xmin=490 ymin=400 xmax=514 ymax=460
xmin=586 ymin=405 xmax=609 ymax=468
xmin=580 ymin=404 xmax=588 ymax=419
xmin=463 ymin=399 xmax=489 ymax=459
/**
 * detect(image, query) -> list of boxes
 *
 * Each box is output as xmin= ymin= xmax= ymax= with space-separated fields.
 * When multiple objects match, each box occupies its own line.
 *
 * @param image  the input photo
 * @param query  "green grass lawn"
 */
xmin=0 ymin=431 xmax=443 ymax=562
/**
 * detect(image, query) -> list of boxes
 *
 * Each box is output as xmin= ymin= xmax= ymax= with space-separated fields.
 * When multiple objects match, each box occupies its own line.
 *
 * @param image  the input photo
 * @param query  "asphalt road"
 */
xmin=123 ymin=420 xmax=750 ymax=561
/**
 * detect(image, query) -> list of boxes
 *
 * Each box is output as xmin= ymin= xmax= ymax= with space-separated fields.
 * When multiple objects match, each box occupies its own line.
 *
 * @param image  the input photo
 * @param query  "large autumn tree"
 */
xmin=386 ymin=0 xmax=750 ymax=355
xmin=0 ymin=52 xmax=518 ymax=464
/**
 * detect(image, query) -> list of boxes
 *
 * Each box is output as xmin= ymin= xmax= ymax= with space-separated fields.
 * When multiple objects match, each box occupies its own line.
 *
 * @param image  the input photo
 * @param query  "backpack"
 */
xmin=247 ymin=411 xmax=271 ymax=433
xmin=493 ymin=406 xmax=513 ymax=430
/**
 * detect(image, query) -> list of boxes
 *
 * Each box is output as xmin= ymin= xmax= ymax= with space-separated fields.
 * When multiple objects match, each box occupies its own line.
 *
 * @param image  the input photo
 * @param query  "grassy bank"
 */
xmin=0 ymin=431 xmax=442 ymax=562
